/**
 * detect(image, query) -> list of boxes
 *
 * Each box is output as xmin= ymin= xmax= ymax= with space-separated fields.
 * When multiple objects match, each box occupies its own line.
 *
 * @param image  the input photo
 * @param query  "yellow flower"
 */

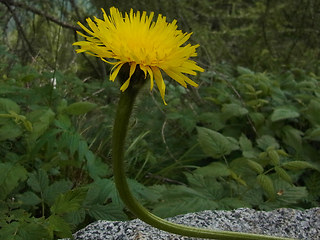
xmin=73 ymin=7 xmax=204 ymax=104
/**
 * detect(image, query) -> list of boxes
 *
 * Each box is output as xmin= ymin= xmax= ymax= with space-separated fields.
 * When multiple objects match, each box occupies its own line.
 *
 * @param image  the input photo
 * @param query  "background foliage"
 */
xmin=0 ymin=0 xmax=319 ymax=239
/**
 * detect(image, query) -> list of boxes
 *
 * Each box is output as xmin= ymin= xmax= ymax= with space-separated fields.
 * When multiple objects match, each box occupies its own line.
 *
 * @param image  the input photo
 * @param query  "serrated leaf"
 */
xmin=27 ymin=108 xmax=55 ymax=142
xmin=43 ymin=180 xmax=73 ymax=206
xmin=51 ymin=188 xmax=87 ymax=215
xmin=246 ymin=159 xmax=264 ymax=174
xmin=64 ymin=102 xmax=97 ymax=115
xmin=0 ymin=221 xmax=20 ymax=240
xmin=271 ymin=106 xmax=300 ymax=122
xmin=84 ymin=179 xmax=114 ymax=205
xmin=239 ymin=134 xmax=258 ymax=158
xmin=249 ymin=112 xmax=265 ymax=127
xmin=87 ymin=203 xmax=127 ymax=221
xmin=86 ymin=152 xmax=110 ymax=180
xmin=194 ymin=162 xmax=230 ymax=177
xmin=274 ymin=180 xmax=308 ymax=204
xmin=27 ymin=169 xmax=49 ymax=193
xmin=185 ymin=173 xmax=220 ymax=194
xmin=268 ymin=149 xmax=280 ymax=166
xmin=237 ymin=66 xmax=254 ymax=75
xmin=281 ymin=125 xmax=303 ymax=151
xmin=17 ymin=221 xmax=49 ymax=240
xmin=221 ymin=103 xmax=248 ymax=119
xmin=17 ymin=191 xmax=42 ymax=206
xmin=305 ymin=127 xmax=320 ymax=141
xmin=304 ymin=172 xmax=320 ymax=200
xmin=239 ymin=134 xmax=252 ymax=151
xmin=78 ymin=140 xmax=88 ymax=162
xmin=197 ymin=127 xmax=239 ymax=158
xmin=256 ymin=135 xmax=279 ymax=150
xmin=0 ymin=163 xmax=28 ymax=200
xmin=305 ymin=100 xmax=320 ymax=126
xmin=128 ymin=178 xmax=160 ymax=203
xmin=47 ymin=215 xmax=72 ymax=238
xmin=275 ymin=166 xmax=292 ymax=183
xmin=257 ymin=174 xmax=275 ymax=199
xmin=282 ymin=161 xmax=316 ymax=171
xmin=0 ymin=122 xmax=23 ymax=141
xmin=63 ymin=208 xmax=86 ymax=225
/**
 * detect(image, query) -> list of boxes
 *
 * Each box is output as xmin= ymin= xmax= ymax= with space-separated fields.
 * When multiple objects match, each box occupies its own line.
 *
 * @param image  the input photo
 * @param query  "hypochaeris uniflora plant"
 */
xmin=73 ymin=7 xmax=294 ymax=240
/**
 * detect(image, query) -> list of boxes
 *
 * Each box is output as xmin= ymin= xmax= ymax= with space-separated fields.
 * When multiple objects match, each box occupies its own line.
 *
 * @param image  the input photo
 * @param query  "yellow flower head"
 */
xmin=73 ymin=7 xmax=204 ymax=104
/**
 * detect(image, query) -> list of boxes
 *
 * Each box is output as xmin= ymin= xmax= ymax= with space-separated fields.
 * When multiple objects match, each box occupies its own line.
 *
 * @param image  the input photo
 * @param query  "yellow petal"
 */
xmin=120 ymin=62 xmax=137 ymax=91
xmin=146 ymin=66 xmax=154 ymax=91
xmin=152 ymin=67 xmax=167 ymax=105
xmin=139 ymin=64 xmax=147 ymax=78
xmin=110 ymin=62 xmax=124 ymax=81
xmin=163 ymin=69 xmax=187 ymax=88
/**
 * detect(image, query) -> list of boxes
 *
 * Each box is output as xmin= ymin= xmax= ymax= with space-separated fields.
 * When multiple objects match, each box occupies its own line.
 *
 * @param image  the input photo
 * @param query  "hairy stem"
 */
xmin=111 ymin=83 xmax=295 ymax=240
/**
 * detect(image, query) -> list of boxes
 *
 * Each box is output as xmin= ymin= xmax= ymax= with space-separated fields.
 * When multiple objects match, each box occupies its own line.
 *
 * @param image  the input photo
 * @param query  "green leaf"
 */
xmin=281 ymin=125 xmax=303 ymax=150
xmin=17 ymin=191 xmax=42 ymax=206
xmin=197 ymin=127 xmax=239 ymax=158
xmin=27 ymin=169 xmax=49 ymax=193
xmin=257 ymin=174 xmax=275 ymax=199
xmin=270 ymin=106 xmax=300 ymax=122
xmin=239 ymin=134 xmax=252 ymax=151
xmin=47 ymin=215 xmax=72 ymax=238
xmin=27 ymin=108 xmax=55 ymax=142
xmin=239 ymin=134 xmax=258 ymax=158
xmin=274 ymin=180 xmax=308 ymax=204
xmin=84 ymin=179 xmax=114 ymax=205
xmin=249 ymin=112 xmax=265 ymax=128
xmin=268 ymin=149 xmax=280 ymax=166
xmin=237 ymin=66 xmax=254 ymax=75
xmin=87 ymin=203 xmax=127 ymax=221
xmin=0 ymin=163 xmax=27 ymax=200
xmin=51 ymin=188 xmax=87 ymax=215
xmin=64 ymin=102 xmax=97 ymax=115
xmin=221 ymin=103 xmax=248 ymax=119
xmin=282 ymin=161 xmax=316 ymax=171
xmin=0 ymin=122 xmax=23 ymax=141
xmin=86 ymin=152 xmax=110 ymax=180
xmin=0 ymin=98 xmax=20 ymax=114
xmin=304 ymin=172 xmax=320 ymax=200
xmin=43 ymin=180 xmax=73 ymax=206
xmin=128 ymin=178 xmax=160 ymax=203
xmin=246 ymin=159 xmax=264 ymax=174
xmin=275 ymin=166 xmax=292 ymax=184
xmin=17 ymin=221 xmax=50 ymax=240
xmin=256 ymin=135 xmax=279 ymax=150
xmin=305 ymin=100 xmax=320 ymax=126
xmin=0 ymin=221 xmax=20 ymax=240
xmin=63 ymin=209 xmax=86 ymax=225
xmin=305 ymin=127 xmax=320 ymax=141
xmin=194 ymin=162 xmax=230 ymax=177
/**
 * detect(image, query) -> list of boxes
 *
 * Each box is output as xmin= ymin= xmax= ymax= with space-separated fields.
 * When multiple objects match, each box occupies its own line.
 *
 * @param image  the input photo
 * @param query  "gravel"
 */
xmin=63 ymin=208 xmax=320 ymax=240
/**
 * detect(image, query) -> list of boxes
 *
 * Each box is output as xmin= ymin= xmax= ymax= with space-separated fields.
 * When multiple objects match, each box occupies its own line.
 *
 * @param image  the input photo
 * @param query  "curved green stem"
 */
xmin=111 ymin=84 xmax=295 ymax=240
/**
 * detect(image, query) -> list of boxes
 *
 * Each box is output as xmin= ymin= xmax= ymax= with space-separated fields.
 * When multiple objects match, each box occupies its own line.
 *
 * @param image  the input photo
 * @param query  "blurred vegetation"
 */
xmin=0 ymin=0 xmax=319 ymax=239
